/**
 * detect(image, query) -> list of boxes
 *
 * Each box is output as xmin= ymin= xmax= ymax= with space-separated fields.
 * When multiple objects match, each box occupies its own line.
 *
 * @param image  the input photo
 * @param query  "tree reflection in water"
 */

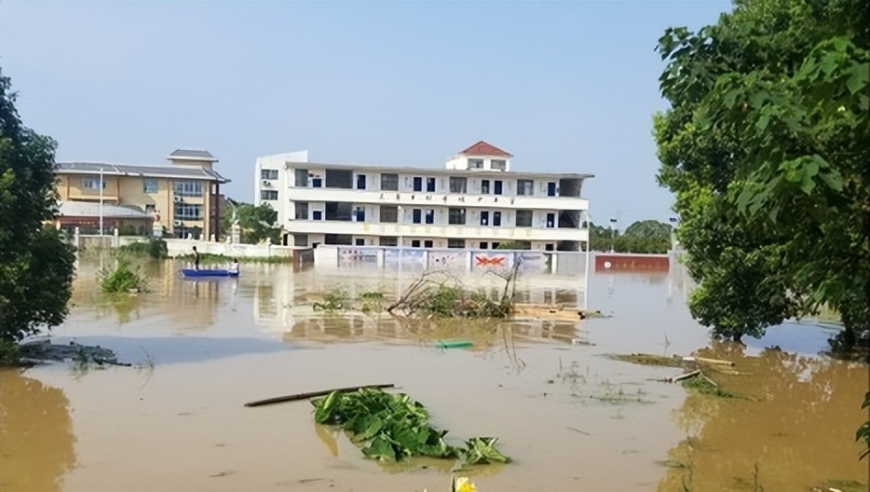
xmin=0 ymin=370 xmax=76 ymax=492
xmin=657 ymin=341 xmax=868 ymax=491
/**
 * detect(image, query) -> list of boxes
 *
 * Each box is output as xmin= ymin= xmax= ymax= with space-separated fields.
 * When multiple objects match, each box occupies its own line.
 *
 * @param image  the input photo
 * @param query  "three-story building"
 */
xmin=255 ymin=142 xmax=592 ymax=251
xmin=54 ymin=149 xmax=230 ymax=239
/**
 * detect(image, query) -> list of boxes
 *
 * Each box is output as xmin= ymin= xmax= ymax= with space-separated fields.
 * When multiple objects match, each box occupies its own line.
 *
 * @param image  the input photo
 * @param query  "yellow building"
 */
xmin=54 ymin=149 xmax=230 ymax=239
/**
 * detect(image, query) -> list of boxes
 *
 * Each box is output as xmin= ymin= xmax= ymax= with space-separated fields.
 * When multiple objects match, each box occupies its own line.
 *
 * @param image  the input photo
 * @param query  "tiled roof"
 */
xmin=458 ymin=141 xmax=513 ymax=158
xmin=58 ymin=201 xmax=152 ymax=219
xmin=55 ymin=162 xmax=230 ymax=183
xmin=169 ymin=149 xmax=217 ymax=161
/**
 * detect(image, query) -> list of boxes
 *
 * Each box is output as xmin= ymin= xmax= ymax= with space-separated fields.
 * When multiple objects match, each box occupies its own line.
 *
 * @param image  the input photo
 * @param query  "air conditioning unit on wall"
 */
xmin=262 ymin=180 xmax=272 ymax=187
xmin=174 ymin=196 xmax=182 ymax=202
xmin=174 ymin=220 xmax=182 ymax=226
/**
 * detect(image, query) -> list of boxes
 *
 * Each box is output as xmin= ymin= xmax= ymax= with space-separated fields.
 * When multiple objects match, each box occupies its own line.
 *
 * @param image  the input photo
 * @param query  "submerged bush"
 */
xmin=100 ymin=259 xmax=148 ymax=293
xmin=119 ymin=238 xmax=168 ymax=259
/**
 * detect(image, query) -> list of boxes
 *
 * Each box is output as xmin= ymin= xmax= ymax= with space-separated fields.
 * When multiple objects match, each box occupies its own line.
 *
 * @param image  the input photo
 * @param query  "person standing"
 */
xmin=192 ymin=246 xmax=200 ymax=270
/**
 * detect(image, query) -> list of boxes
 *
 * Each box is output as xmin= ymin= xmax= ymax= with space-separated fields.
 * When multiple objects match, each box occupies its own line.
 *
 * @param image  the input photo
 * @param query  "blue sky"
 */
xmin=1 ymin=0 xmax=731 ymax=228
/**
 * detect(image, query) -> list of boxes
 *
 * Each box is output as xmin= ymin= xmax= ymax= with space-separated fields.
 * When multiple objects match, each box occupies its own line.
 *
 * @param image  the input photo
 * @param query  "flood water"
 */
xmin=1 ymin=258 xmax=867 ymax=491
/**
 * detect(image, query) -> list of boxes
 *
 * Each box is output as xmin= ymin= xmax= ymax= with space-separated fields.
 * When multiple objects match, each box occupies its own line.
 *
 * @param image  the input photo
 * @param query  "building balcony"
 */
xmin=286 ymin=188 xmax=588 ymax=211
xmin=285 ymin=220 xmax=588 ymax=242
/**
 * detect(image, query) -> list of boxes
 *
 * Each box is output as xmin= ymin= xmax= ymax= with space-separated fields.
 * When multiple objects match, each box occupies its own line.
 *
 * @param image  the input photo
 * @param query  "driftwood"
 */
xmin=667 ymin=370 xmax=701 ymax=383
xmin=244 ymin=384 xmax=395 ymax=408
xmin=681 ymin=356 xmax=736 ymax=367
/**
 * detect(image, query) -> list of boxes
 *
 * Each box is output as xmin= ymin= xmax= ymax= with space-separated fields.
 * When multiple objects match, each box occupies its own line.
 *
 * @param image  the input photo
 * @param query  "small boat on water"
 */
xmin=181 ymin=268 xmax=239 ymax=278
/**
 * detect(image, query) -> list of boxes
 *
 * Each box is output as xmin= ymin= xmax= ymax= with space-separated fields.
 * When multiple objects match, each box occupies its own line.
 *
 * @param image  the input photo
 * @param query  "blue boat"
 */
xmin=181 ymin=268 xmax=239 ymax=278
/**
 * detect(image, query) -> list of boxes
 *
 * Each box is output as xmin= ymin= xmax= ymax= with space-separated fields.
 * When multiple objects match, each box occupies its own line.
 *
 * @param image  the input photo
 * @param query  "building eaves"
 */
xmin=169 ymin=149 xmax=217 ymax=161
xmin=55 ymin=162 xmax=231 ymax=183
xmin=282 ymin=160 xmax=593 ymax=180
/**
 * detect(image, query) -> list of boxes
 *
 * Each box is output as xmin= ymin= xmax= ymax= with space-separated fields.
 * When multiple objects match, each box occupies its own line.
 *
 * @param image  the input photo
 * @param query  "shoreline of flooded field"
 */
xmin=1 ymin=260 xmax=866 ymax=492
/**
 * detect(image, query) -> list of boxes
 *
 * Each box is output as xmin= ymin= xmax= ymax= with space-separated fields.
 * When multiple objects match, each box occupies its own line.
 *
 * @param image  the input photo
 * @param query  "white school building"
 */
xmin=254 ymin=141 xmax=593 ymax=252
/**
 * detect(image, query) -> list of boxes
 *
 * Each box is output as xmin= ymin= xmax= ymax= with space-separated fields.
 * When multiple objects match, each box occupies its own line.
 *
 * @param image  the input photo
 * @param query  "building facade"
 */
xmin=54 ymin=149 xmax=230 ymax=239
xmin=254 ymin=141 xmax=593 ymax=251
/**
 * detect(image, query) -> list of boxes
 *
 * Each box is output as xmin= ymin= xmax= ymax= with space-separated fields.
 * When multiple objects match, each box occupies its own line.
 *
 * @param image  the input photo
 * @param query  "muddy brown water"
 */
xmin=0 ymin=259 xmax=867 ymax=491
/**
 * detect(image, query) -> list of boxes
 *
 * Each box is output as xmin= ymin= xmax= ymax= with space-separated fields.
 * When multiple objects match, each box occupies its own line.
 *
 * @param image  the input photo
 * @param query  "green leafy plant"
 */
xmin=311 ymin=387 xmax=511 ymax=465
xmin=858 ymin=391 xmax=870 ymax=460
xmin=313 ymin=287 xmax=349 ymax=312
xmin=100 ymin=258 xmax=148 ymax=294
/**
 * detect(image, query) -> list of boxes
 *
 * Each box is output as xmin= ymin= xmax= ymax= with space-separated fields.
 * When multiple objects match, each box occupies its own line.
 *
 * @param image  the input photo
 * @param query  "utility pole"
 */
xmin=99 ymin=167 xmax=104 ymax=235
xmin=609 ymin=217 xmax=617 ymax=253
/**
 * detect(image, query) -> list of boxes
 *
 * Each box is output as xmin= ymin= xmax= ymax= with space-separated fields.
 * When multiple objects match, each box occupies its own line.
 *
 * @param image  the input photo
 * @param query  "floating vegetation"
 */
xmin=99 ymin=258 xmax=148 ymax=294
xmin=311 ymin=387 xmax=511 ymax=465
xmin=312 ymin=287 xmax=350 ymax=312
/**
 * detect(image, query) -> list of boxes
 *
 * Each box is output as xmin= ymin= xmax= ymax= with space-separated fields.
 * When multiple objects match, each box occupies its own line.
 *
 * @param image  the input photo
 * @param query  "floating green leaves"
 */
xmin=311 ymin=387 xmax=511 ymax=465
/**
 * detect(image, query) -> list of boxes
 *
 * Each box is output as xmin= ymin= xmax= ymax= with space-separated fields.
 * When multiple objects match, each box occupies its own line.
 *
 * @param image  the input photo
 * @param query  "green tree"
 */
xmin=654 ymin=0 xmax=869 ymax=346
xmin=223 ymin=199 xmax=282 ymax=245
xmin=0 ymin=71 xmax=76 ymax=346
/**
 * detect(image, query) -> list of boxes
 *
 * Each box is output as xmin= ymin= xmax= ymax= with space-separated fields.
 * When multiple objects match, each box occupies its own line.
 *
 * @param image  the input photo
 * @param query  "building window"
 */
xmin=494 ymin=180 xmax=503 ymax=195
xmin=261 ymin=169 xmax=278 ymax=180
xmin=82 ymin=177 xmax=106 ymax=190
xmin=479 ymin=242 xmax=488 ymax=250
xmin=481 ymin=180 xmax=490 ymax=194
xmin=426 ymin=177 xmax=436 ymax=192
xmin=261 ymin=190 xmax=278 ymax=200
xmin=468 ymin=159 xmax=484 ymax=169
xmin=174 ymin=181 xmax=203 ymax=197
xmin=447 ymin=238 xmax=465 ymax=249
xmin=412 ymin=209 xmax=422 ymax=224
xmin=516 ymin=210 xmax=533 ymax=227
xmin=324 ymin=234 xmax=353 ymax=245
xmin=354 ymin=206 xmax=366 ymax=222
xmin=145 ymin=204 xmax=156 ymax=214
xmin=480 ymin=211 xmax=489 ymax=226
xmin=313 ymin=211 xmax=323 ymax=220
xmin=380 ymin=236 xmax=398 ymax=247
xmin=448 ymin=208 xmax=466 ymax=225
xmin=143 ymin=179 xmax=158 ymax=194
xmin=413 ymin=177 xmax=423 ymax=192
xmin=380 ymin=205 xmax=398 ymax=223
xmin=411 ymin=239 xmax=421 ymax=248
xmin=356 ymin=175 xmax=366 ymax=190
xmin=312 ymin=177 xmax=323 ymax=188
xmin=295 ymin=202 xmax=309 ymax=220
xmin=491 ymin=159 xmax=507 ymax=171
xmin=493 ymin=211 xmax=502 ymax=226
xmin=546 ymin=212 xmax=556 ymax=228
xmin=295 ymin=169 xmax=308 ymax=187
xmin=547 ymin=182 xmax=557 ymax=197
xmin=424 ymin=240 xmax=433 ymax=248
xmin=355 ymin=238 xmax=365 ymax=246
xmin=381 ymin=173 xmax=399 ymax=191
xmin=425 ymin=209 xmax=434 ymax=224
xmin=545 ymin=243 xmax=554 ymax=251
xmin=492 ymin=242 xmax=500 ymax=250
xmin=325 ymin=202 xmax=353 ymax=221
xmin=294 ymin=234 xmax=308 ymax=247
xmin=449 ymin=177 xmax=467 ymax=193
xmin=174 ymin=203 xmax=202 ymax=220
xmin=517 ymin=179 xmax=534 ymax=196
xmin=325 ymin=169 xmax=353 ymax=189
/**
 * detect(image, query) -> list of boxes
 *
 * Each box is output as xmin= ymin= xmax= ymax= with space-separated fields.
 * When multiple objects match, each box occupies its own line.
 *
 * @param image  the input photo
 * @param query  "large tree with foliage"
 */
xmin=0 ymin=71 xmax=76 ymax=346
xmin=654 ymin=0 xmax=869 ymax=348
xmin=222 ymin=199 xmax=282 ymax=245
xmin=588 ymin=220 xmax=673 ymax=254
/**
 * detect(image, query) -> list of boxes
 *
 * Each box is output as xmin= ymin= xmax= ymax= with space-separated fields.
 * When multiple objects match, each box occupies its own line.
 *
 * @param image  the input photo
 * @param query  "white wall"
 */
xmin=254 ymin=151 xmax=309 ymax=226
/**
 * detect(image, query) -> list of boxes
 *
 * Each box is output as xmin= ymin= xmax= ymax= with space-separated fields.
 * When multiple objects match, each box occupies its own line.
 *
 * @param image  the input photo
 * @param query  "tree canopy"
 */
xmin=222 ymin=200 xmax=282 ymax=245
xmin=589 ymin=220 xmax=673 ymax=254
xmin=654 ymin=0 xmax=868 ymax=347
xmin=0 ymin=70 xmax=76 ymax=345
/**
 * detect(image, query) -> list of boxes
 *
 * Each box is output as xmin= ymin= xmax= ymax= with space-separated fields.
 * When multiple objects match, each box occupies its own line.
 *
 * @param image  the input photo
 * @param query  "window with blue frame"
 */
xmin=412 ymin=209 xmax=422 ymax=224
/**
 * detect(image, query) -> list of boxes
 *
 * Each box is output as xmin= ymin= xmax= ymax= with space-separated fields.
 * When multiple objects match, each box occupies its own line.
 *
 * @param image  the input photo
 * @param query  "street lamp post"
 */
xmin=99 ymin=167 xmax=104 ymax=236
xmin=609 ymin=217 xmax=617 ymax=253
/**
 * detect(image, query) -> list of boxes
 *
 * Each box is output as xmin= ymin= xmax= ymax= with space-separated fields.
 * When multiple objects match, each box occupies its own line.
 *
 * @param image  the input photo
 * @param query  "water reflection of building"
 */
xmin=254 ymin=268 xmax=583 ymax=340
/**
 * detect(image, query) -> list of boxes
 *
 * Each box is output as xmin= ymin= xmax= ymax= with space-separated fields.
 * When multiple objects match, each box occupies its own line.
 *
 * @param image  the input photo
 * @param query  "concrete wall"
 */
xmin=313 ymin=245 xmax=588 ymax=276
xmin=73 ymin=233 xmax=294 ymax=259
